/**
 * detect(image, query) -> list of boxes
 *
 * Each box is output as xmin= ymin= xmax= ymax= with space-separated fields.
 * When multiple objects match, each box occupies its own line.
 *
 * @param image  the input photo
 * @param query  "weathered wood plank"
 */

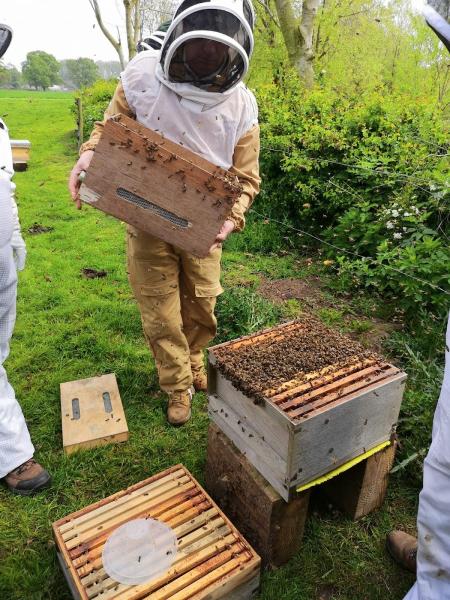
xmin=208 ymin=396 xmax=287 ymax=496
xmin=322 ymin=442 xmax=397 ymax=520
xmin=205 ymin=424 xmax=310 ymax=567
xmin=289 ymin=374 xmax=406 ymax=488
xmin=214 ymin=371 xmax=291 ymax=452
xmin=79 ymin=114 xmax=242 ymax=258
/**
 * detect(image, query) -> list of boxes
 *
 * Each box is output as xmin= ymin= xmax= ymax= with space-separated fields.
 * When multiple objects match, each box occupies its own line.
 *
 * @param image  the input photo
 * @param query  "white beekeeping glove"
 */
xmin=10 ymin=193 xmax=26 ymax=271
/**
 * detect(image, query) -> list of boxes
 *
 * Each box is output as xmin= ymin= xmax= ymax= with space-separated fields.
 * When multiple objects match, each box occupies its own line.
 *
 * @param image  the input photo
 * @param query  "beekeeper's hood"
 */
xmin=0 ymin=24 xmax=12 ymax=59
xmin=137 ymin=20 xmax=171 ymax=53
xmin=157 ymin=0 xmax=255 ymax=108
xmin=423 ymin=1 xmax=450 ymax=51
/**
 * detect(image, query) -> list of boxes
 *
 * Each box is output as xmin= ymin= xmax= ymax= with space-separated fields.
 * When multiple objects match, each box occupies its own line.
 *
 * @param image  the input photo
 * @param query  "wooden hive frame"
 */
xmin=53 ymin=464 xmax=261 ymax=600
xmin=78 ymin=114 xmax=242 ymax=258
xmin=208 ymin=321 xmax=407 ymax=501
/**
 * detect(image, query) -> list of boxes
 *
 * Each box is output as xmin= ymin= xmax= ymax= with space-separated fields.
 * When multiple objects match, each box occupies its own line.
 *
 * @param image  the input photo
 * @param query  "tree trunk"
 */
xmin=274 ymin=0 xmax=321 ymax=88
xmin=124 ymin=0 xmax=141 ymax=61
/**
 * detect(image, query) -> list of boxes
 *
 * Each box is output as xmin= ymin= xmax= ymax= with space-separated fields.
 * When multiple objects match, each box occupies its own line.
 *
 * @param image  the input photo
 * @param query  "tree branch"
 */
xmin=88 ymin=0 xmax=126 ymax=68
xmin=254 ymin=0 xmax=281 ymax=30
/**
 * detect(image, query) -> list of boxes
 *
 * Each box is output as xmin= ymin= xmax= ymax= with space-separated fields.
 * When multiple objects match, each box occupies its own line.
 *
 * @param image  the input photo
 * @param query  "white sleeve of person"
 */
xmin=0 ymin=118 xmax=26 ymax=272
xmin=10 ymin=197 xmax=26 ymax=272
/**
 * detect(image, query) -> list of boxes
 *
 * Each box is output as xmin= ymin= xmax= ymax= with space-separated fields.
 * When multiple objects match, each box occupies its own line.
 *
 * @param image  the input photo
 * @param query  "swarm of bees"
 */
xmin=214 ymin=315 xmax=380 ymax=405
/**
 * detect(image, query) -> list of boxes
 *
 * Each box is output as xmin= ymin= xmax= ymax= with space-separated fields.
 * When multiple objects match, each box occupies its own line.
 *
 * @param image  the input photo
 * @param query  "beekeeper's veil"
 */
xmin=0 ymin=24 xmax=12 ymax=59
xmin=423 ymin=1 xmax=450 ymax=51
xmin=159 ymin=0 xmax=254 ymax=101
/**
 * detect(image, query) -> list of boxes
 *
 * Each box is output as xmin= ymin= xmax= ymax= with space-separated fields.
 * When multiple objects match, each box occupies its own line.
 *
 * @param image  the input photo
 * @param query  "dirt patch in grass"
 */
xmin=258 ymin=276 xmax=325 ymax=308
xmin=347 ymin=320 xmax=402 ymax=354
xmin=258 ymin=276 xmax=400 ymax=354
xmin=316 ymin=584 xmax=339 ymax=600
xmin=27 ymin=223 xmax=54 ymax=234
xmin=81 ymin=268 xmax=108 ymax=279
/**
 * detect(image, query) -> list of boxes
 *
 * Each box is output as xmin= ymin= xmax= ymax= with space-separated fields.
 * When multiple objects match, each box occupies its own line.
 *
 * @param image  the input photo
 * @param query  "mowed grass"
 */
xmin=0 ymin=90 xmax=418 ymax=599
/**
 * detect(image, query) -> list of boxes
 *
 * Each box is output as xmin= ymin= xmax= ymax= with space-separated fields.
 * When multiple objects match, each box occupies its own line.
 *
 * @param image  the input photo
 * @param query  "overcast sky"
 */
xmin=1 ymin=0 xmax=429 ymax=70
xmin=1 ymin=1 xmax=127 ymax=68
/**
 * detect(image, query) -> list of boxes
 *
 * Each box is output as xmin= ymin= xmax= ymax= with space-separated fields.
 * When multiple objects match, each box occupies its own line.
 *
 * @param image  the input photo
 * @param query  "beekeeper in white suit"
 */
xmin=69 ymin=0 xmax=260 ymax=426
xmin=386 ymin=6 xmax=450 ymax=595
xmin=0 ymin=23 xmax=51 ymax=495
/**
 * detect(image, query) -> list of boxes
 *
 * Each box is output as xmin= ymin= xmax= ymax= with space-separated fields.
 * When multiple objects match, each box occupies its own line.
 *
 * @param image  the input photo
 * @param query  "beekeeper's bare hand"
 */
xmin=69 ymin=150 xmax=94 ymax=209
xmin=209 ymin=219 xmax=235 ymax=253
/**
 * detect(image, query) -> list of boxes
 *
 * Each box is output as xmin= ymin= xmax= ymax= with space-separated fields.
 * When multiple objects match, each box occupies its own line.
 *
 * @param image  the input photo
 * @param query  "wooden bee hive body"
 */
xmin=79 ymin=114 xmax=242 ymax=258
xmin=208 ymin=320 xmax=407 ymax=501
xmin=10 ymin=139 xmax=31 ymax=171
xmin=53 ymin=465 xmax=260 ymax=600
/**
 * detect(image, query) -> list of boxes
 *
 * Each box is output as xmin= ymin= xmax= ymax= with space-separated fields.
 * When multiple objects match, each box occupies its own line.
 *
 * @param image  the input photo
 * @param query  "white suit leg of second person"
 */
xmin=404 ymin=314 xmax=450 ymax=600
xmin=0 ymin=174 xmax=34 ymax=479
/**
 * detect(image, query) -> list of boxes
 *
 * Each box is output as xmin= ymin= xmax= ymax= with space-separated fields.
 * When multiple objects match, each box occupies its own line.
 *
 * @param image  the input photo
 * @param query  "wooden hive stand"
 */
xmin=206 ymin=423 xmax=397 ymax=567
xmin=205 ymin=319 xmax=405 ymax=566
xmin=53 ymin=464 xmax=261 ymax=600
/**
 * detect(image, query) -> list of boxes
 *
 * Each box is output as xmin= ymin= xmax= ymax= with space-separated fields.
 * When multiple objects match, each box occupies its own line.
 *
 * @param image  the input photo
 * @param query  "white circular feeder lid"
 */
xmin=102 ymin=518 xmax=178 ymax=585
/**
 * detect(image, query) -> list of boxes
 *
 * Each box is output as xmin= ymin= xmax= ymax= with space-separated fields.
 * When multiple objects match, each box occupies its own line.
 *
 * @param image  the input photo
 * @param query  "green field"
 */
xmin=0 ymin=90 xmax=428 ymax=599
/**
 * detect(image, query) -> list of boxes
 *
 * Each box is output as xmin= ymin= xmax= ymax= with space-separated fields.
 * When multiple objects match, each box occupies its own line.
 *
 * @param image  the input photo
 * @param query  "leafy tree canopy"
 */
xmin=60 ymin=58 xmax=99 ymax=89
xmin=22 ymin=50 xmax=61 ymax=90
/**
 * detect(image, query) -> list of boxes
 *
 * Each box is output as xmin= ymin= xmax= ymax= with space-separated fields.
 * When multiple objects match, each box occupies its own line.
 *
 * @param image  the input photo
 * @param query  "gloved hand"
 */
xmin=11 ymin=227 xmax=26 ymax=271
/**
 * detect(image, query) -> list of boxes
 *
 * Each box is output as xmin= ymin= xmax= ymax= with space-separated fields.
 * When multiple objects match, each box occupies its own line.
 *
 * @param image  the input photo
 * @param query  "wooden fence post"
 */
xmin=76 ymin=96 xmax=84 ymax=151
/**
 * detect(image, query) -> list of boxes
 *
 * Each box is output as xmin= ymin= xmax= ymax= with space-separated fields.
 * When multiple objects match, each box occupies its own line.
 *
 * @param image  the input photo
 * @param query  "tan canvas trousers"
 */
xmin=126 ymin=226 xmax=223 ymax=392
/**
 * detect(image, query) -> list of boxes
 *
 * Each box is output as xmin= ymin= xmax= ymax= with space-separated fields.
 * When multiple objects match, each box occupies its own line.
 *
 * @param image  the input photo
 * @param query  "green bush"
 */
xmin=255 ymin=75 xmax=449 ymax=319
xmin=72 ymin=79 xmax=117 ymax=142
xmin=215 ymin=286 xmax=282 ymax=343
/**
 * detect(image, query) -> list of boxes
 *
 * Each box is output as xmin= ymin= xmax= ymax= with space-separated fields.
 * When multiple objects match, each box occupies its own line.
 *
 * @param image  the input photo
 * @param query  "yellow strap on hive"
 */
xmin=296 ymin=441 xmax=391 ymax=493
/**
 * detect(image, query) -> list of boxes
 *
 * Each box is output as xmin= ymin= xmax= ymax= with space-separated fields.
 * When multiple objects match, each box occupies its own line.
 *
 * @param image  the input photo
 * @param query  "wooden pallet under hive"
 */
xmin=53 ymin=465 xmax=261 ymax=600
xmin=208 ymin=320 xmax=407 ymax=501
xmin=78 ymin=114 xmax=242 ymax=258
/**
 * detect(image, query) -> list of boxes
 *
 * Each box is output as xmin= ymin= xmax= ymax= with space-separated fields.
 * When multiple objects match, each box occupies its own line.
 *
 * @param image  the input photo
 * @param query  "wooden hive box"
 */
xmin=60 ymin=374 xmax=129 ymax=455
xmin=10 ymin=139 xmax=31 ymax=171
xmin=208 ymin=318 xmax=407 ymax=502
xmin=79 ymin=114 xmax=242 ymax=258
xmin=53 ymin=464 xmax=261 ymax=600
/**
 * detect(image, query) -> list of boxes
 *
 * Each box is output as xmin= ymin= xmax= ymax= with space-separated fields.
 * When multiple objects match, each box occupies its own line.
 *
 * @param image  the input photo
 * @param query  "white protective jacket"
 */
xmin=0 ymin=118 xmax=34 ymax=477
xmin=122 ymin=50 xmax=258 ymax=171
xmin=404 ymin=314 xmax=450 ymax=599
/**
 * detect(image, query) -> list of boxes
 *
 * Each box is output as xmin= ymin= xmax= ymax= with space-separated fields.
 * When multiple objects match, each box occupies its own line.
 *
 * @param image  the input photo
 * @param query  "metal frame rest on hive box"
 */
xmin=207 ymin=320 xmax=407 ymax=502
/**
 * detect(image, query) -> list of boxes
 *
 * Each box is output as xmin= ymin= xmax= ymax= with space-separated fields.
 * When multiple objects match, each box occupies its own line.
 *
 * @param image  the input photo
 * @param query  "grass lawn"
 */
xmin=0 ymin=89 xmax=439 ymax=599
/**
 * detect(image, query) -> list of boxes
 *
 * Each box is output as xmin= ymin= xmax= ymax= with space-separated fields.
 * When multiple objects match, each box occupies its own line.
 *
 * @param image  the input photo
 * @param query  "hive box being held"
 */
xmin=208 ymin=318 xmax=407 ymax=501
xmin=53 ymin=464 xmax=261 ymax=600
xmin=78 ymin=114 xmax=243 ymax=258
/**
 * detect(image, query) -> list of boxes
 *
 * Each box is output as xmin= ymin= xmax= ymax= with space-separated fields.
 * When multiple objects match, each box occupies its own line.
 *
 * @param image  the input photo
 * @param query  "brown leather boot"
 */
xmin=192 ymin=366 xmax=207 ymax=393
xmin=386 ymin=530 xmax=417 ymax=573
xmin=167 ymin=389 xmax=192 ymax=425
xmin=4 ymin=459 xmax=51 ymax=496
